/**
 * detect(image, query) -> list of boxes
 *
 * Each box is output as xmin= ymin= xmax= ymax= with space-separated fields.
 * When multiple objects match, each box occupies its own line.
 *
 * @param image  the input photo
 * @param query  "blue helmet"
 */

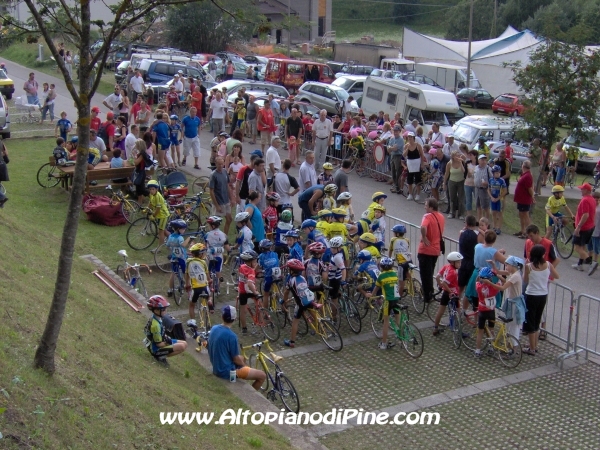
xmin=392 ymin=224 xmax=406 ymax=234
xmin=259 ymin=239 xmax=273 ymax=250
xmin=169 ymin=219 xmax=187 ymax=230
xmin=170 ymin=114 xmax=179 ymax=121
xmin=478 ymin=267 xmax=495 ymax=279
xmin=491 ymin=165 xmax=502 ymax=173
xmin=380 ymin=257 xmax=394 ymax=269
xmin=505 ymin=256 xmax=524 ymax=269
xmin=70 ymin=136 xmax=79 ymax=144
xmin=302 ymin=219 xmax=317 ymax=229
xmin=284 ymin=229 xmax=299 ymax=238
xmin=250 ymin=150 xmax=263 ymax=158
xmin=357 ymin=250 xmax=372 ymax=261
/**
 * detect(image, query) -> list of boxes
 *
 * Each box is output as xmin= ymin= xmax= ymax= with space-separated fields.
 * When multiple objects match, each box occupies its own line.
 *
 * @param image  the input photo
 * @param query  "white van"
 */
xmin=361 ymin=76 xmax=459 ymax=135
xmin=415 ymin=62 xmax=481 ymax=92
xmin=380 ymin=58 xmax=415 ymax=73
xmin=130 ymin=53 xmax=191 ymax=70
xmin=452 ymin=115 xmax=518 ymax=149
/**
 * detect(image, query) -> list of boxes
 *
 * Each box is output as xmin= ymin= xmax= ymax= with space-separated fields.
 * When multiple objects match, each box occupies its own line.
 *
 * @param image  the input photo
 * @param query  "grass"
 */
xmin=0 ymin=138 xmax=292 ymax=449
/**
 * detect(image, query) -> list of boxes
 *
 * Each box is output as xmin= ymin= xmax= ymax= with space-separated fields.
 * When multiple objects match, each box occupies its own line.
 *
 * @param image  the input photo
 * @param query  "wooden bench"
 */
xmin=86 ymin=166 xmax=135 ymax=192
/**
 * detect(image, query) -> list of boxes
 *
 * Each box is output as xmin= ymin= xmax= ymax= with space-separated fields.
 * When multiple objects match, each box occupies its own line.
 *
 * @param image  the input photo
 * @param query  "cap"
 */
xmin=106 ymin=112 xmax=114 ymax=120
xmin=250 ymin=150 xmax=263 ymax=158
xmin=91 ymin=106 xmax=101 ymax=113
xmin=406 ymin=131 xmax=415 ymax=137
xmin=447 ymin=133 xmax=454 ymax=138
xmin=218 ymin=131 xmax=229 ymax=138
xmin=478 ymin=154 xmax=487 ymax=159
xmin=578 ymin=182 xmax=593 ymax=191
xmin=271 ymin=135 xmax=281 ymax=144
xmin=222 ymin=305 xmax=237 ymax=322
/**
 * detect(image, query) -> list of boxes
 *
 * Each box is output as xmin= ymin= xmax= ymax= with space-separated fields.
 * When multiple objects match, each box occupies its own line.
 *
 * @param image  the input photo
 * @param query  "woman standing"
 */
xmin=40 ymin=83 xmax=55 ymax=124
xmin=119 ymin=88 xmax=130 ymax=123
xmin=245 ymin=191 xmax=265 ymax=249
xmin=113 ymin=116 xmax=128 ymax=153
xmin=464 ymin=149 xmax=478 ymax=217
xmin=136 ymin=100 xmax=151 ymax=133
xmin=464 ymin=230 xmax=507 ymax=306
xmin=523 ymin=244 xmax=559 ymax=355
xmin=445 ymin=150 xmax=466 ymax=219
xmin=550 ymin=142 xmax=566 ymax=186
xmin=133 ymin=139 xmax=151 ymax=203
xmin=458 ymin=215 xmax=480 ymax=308
xmin=143 ymin=131 xmax=156 ymax=159
xmin=65 ymin=51 xmax=73 ymax=78
xmin=403 ymin=132 xmax=425 ymax=201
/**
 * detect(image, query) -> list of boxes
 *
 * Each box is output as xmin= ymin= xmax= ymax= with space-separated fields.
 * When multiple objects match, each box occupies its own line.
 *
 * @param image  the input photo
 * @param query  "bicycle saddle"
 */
xmin=498 ymin=316 xmax=513 ymax=323
xmin=118 ymin=249 xmax=128 ymax=258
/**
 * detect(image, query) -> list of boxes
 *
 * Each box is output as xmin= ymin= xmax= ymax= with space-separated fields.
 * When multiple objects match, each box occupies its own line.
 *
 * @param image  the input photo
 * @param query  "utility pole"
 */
xmin=490 ymin=0 xmax=497 ymax=38
xmin=287 ymin=0 xmax=291 ymax=57
xmin=466 ymin=0 xmax=473 ymax=88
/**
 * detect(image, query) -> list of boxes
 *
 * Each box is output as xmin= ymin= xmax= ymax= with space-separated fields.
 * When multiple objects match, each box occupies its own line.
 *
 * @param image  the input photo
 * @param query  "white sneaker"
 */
xmin=105 ymin=184 xmax=112 ymax=190
xmin=415 ymin=194 xmax=420 ymax=201
xmin=407 ymin=194 xmax=413 ymax=200
xmin=588 ymin=261 xmax=598 ymax=276
xmin=378 ymin=342 xmax=388 ymax=350
xmin=572 ymin=263 xmax=584 ymax=271
xmin=447 ymin=213 xmax=454 ymax=218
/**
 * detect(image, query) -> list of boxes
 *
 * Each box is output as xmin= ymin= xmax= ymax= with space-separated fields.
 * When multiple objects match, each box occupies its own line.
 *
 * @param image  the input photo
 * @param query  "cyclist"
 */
xmin=165 ymin=219 xmax=192 ymax=297
xmin=488 ymin=165 xmax=507 ymax=235
xmin=329 ymin=207 xmax=350 ymax=263
xmin=147 ymin=179 xmax=169 ymax=251
xmin=274 ymin=209 xmax=294 ymax=257
xmin=358 ymin=232 xmax=381 ymax=259
xmin=304 ymin=242 xmax=329 ymax=297
xmin=363 ymin=192 xmax=387 ymax=222
xmin=336 ymin=191 xmax=354 ymax=222
xmin=316 ymin=209 xmax=333 ymax=238
xmin=367 ymin=257 xmax=400 ymax=350
xmin=257 ymin=239 xmax=281 ymax=308
xmin=144 ymin=295 xmax=188 ymax=366
xmin=205 ymin=216 xmax=231 ymax=290
xmin=234 ymin=212 xmax=254 ymax=253
xmin=321 ymin=183 xmax=338 ymax=211
xmin=302 ymin=219 xmax=332 ymax=263
xmin=318 ymin=162 xmax=335 ymax=187
xmin=565 ymin=144 xmax=579 ymax=180
xmin=238 ymin=250 xmax=260 ymax=334
xmin=283 ymin=259 xmax=319 ymax=348
xmin=544 ymin=185 xmax=574 ymax=239
xmin=328 ymin=236 xmax=347 ymax=315
xmin=354 ymin=250 xmax=380 ymax=298
xmin=432 ymin=251 xmax=463 ymax=336
xmin=474 ymin=267 xmax=499 ymax=358
xmin=263 ymin=192 xmax=280 ymax=237
xmin=370 ymin=204 xmax=387 ymax=246
xmin=389 ymin=224 xmax=412 ymax=298
xmin=185 ymin=243 xmax=211 ymax=318
xmin=285 ymin=229 xmax=304 ymax=261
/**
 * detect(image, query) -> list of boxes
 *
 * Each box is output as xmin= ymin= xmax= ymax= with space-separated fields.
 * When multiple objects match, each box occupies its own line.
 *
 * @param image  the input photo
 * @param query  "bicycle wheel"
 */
xmin=153 ymin=243 xmax=173 ymax=273
xmin=555 ymin=226 xmax=574 ymax=259
xmin=341 ymin=296 xmax=362 ymax=334
xmin=126 ymin=217 xmax=158 ymax=250
xmin=180 ymin=212 xmax=201 ymax=232
xmin=134 ymin=277 xmax=148 ymax=299
xmin=173 ymin=272 xmax=186 ymax=306
xmin=409 ymin=278 xmax=425 ymax=315
xmin=497 ymin=333 xmax=522 ymax=368
xmin=0 ymin=182 xmax=6 ymax=196
xmin=293 ymin=308 xmax=309 ymax=336
xmin=438 ymin=184 xmax=448 ymax=204
xmin=352 ymin=293 xmax=370 ymax=320
xmin=259 ymin=308 xmax=280 ymax=342
xmin=323 ymin=299 xmax=340 ymax=329
xmin=449 ymin=311 xmax=462 ymax=349
xmin=197 ymin=203 xmax=211 ymax=225
xmin=200 ymin=304 xmax=211 ymax=332
xmin=319 ymin=319 xmax=343 ymax=351
xmin=248 ymin=354 xmax=276 ymax=392
xmin=36 ymin=163 xmax=61 ymax=188
xmin=191 ymin=175 xmax=210 ymax=195
xmin=370 ymin=299 xmax=384 ymax=339
xmin=276 ymin=374 xmax=300 ymax=413
xmin=401 ymin=322 xmax=424 ymax=358
xmin=121 ymin=199 xmax=142 ymax=224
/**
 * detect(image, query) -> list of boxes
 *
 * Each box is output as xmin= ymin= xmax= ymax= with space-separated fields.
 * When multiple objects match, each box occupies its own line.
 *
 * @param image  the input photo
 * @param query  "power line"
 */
xmin=333 ymin=5 xmax=454 ymax=21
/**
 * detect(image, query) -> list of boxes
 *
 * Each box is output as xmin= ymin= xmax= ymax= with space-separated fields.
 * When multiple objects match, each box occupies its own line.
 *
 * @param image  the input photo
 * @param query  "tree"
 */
xmin=497 ymin=0 xmax=552 ymax=30
xmin=392 ymin=0 xmax=422 ymax=25
xmin=506 ymin=41 xmax=600 ymax=192
xmin=0 ymin=0 xmax=207 ymax=374
xmin=445 ymin=0 xmax=498 ymax=41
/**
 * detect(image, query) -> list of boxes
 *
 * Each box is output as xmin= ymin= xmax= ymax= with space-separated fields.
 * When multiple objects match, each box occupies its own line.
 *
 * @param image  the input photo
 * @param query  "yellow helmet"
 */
xmin=359 ymin=232 xmax=377 ymax=244
xmin=190 ymin=243 xmax=206 ymax=253
xmin=323 ymin=162 xmax=334 ymax=170
xmin=551 ymin=185 xmax=565 ymax=193
xmin=147 ymin=180 xmax=160 ymax=189
xmin=324 ymin=184 xmax=338 ymax=194
xmin=373 ymin=204 xmax=386 ymax=213
xmin=372 ymin=191 xmax=387 ymax=201
xmin=318 ymin=209 xmax=332 ymax=218
xmin=331 ymin=207 xmax=347 ymax=217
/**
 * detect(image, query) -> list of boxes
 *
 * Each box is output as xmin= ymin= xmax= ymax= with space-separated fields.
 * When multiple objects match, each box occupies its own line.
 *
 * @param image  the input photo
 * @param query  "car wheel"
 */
xmin=1 ymin=133 xmax=9 ymax=139
xmin=512 ymin=110 xmax=518 ymax=117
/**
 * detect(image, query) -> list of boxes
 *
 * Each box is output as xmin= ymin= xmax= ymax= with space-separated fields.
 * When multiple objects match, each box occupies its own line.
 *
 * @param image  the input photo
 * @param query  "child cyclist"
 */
xmin=474 ymin=267 xmax=500 ymax=358
xmin=285 ymin=229 xmax=304 ymax=261
xmin=432 ymin=252 xmax=463 ymax=336
xmin=257 ymin=239 xmax=282 ymax=308
xmin=304 ymin=242 xmax=329 ymax=299
xmin=354 ymin=250 xmax=380 ymax=299
xmin=389 ymin=224 xmax=412 ymax=298
xmin=185 ymin=243 xmax=211 ymax=318
xmin=329 ymin=208 xmax=350 ymax=263
xmin=274 ymin=210 xmax=294 ymax=257
xmin=364 ymin=192 xmax=387 ymax=222
xmin=336 ymin=192 xmax=354 ymax=222
xmin=166 ymin=219 xmax=192 ymax=297
xmin=302 ymin=219 xmax=332 ymax=263
xmin=318 ymin=162 xmax=335 ymax=187
xmin=283 ymin=259 xmax=319 ymax=348
xmin=321 ymin=183 xmax=337 ymax=211
xmin=367 ymin=257 xmax=400 ymax=350
xmin=358 ymin=232 xmax=381 ymax=259
xmin=316 ymin=209 xmax=333 ymax=238
xmin=169 ymin=114 xmax=182 ymax=167
xmin=147 ymin=180 xmax=170 ymax=250
xmin=488 ymin=165 xmax=507 ymax=235
xmin=144 ymin=295 xmax=187 ymax=366
xmin=205 ymin=216 xmax=231 ymax=289
xmin=234 ymin=212 xmax=254 ymax=253
xmin=370 ymin=204 xmax=387 ymax=247
xmin=238 ymin=250 xmax=261 ymax=334
xmin=263 ymin=192 xmax=280 ymax=238
xmin=544 ymin=185 xmax=574 ymax=239
xmin=328 ymin=237 xmax=347 ymax=315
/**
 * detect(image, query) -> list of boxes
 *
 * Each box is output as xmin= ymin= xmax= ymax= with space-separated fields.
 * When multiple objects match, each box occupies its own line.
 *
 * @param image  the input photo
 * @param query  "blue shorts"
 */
xmin=491 ymin=196 xmax=502 ymax=212
xmin=209 ymin=257 xmax=223 ymax=273
xmin=171 ymin=258 xmax=186 ymax=274
xmin=591 ymin=236 xmax=600 ymax=255
xmin=262 ymin=276 xmax=274 ymax=292
xmin=170 ymin=138 xmax=179 ymax=146
xmin=546 ymin=211 xmax=563 ymax=228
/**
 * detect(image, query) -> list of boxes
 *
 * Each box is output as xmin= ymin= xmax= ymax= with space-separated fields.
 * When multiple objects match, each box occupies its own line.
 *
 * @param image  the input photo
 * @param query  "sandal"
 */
xmin=523 ymin=347 xmax=536 ymax=356
xmin=539 ymin=331 xmax=547 ymax=341
xmin=513 ymin=231 xmax=523 ymax=237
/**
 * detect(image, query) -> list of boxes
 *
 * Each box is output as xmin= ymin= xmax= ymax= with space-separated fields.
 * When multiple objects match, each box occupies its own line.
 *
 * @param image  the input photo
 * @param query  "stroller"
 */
xmin=13 ymin=96 xmax=41 ymax=124
xmin=157 ymin=169 xmax=188 ymax=205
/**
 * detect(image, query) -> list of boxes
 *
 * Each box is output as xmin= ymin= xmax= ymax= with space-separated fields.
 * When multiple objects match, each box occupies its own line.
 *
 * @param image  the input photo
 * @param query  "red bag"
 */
xmin=82 ymin=194 xmax=126 ymax=226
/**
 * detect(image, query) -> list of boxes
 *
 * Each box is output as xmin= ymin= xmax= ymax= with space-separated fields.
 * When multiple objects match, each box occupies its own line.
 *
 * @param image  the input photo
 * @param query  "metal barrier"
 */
xmin=542 ymin=282 xmax=579 ymax=368
xmin=572 ymin=293 xmax=600 ymax=360
xmin=322 ymin=133 xmax=391 ymax=181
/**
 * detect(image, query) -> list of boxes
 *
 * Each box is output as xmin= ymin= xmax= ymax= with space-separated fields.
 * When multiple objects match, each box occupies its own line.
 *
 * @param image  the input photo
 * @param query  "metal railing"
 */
xmin=543 ymin=282 xmax=577 ymax=363
xmin=572 ymin=293 xmax=600 ymax=359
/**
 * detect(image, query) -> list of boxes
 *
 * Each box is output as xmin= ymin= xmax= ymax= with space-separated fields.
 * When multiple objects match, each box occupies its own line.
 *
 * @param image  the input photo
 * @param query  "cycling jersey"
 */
xmin=477 ymin=282 xmax=499 ymax=312
xmin=169 ymin=123 xmax=181 ymax=146
xmin=289 ymin=242 xmax=304 ymax=261
xmin=488 ymin=177 xmax=506 ymax=199
xmin=437 ymin=263 xmax=459 ymax=297
xmin=362 ymin=201 xmax=379 ymax=222
xmin=355 ymin=260 xmax=380 ymax=291
xmin=328 ymin=252 xmax=345 ymax=279
xmin=370 ymin=217 xmax=386 ymax=244
xmin=376 ymin=269 xmax=400 ymax=301
xmin=286 ymin=274 xmax=315 ymax=307
xmin=322 ymin=195 xmax=335 ymax=211
xmin=258 ymin=251 xmax=281 ymax=279
xmin=236 ymin=226 xmax=254 ymax=253
xmin=545 ymin=196 xmax=567 ymax=215
xmin=238 ymin=263 xmax=256 ymax=294
xmin=144 ymin=315 xmax=168 ymax=354
xmin=316 ymin=220 xmax=331 ymax=238
xmin=186 ymin=257 xmax=209 ymax=288
xmin=390 ymin=237 xmax=411 ymax=263
xmin=206 ymin=229 xmax=228 ymax=260
xmin=355 ymin=218 xmax=371 ymax=236
xmin=166 ymin=232 xmax=187 ymax=261
xmin=149 ymin=191 xmax=169 ymax=218
xmin=328 ymin=222 xmax=348 ymax=240
xmin=275 ymin=221 xmax=293 ymax=246
xmin=363 ymin=245 xmax=381 ymax=259
xmin=304 ymin=257 xmax=326 ymax=288
xmin=262 ymin=206 xmax=278 ymax=232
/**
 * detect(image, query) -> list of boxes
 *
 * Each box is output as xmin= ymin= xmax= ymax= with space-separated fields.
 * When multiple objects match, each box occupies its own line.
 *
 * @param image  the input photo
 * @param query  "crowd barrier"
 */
xmin=572 ymin=293 xmax=600 ymax=359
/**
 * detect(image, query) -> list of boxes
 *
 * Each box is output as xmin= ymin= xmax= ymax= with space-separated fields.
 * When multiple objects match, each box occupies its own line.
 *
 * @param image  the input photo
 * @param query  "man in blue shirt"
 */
xmin=297 ymin=184 xmax=324 ymax=221
xmin=208 ymin=306 xmax=266 ymax=390
xmin=182 ymin=106 xmax=202 ymax=169
xmin=152 ymin=112 xmax=171 ymax=168
xmin=389 ymin=125 xmax=405 ymax=194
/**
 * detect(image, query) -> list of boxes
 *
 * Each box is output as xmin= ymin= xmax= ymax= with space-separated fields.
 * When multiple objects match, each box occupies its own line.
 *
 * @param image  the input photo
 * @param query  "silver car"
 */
xmin=0 ymin=95 xmax=10 ymax=139
xmin=296 ymin=82 xmax=350 ymax=116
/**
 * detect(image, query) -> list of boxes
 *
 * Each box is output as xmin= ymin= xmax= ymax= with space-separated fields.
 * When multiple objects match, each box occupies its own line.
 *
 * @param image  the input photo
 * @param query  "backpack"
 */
xmin=239 ymin=166 xmax=252 ymax=200
xmin=53 ymin=146 xmax=67 ymax=166
xmin=97 ymin=122 xmax=110 ymax=147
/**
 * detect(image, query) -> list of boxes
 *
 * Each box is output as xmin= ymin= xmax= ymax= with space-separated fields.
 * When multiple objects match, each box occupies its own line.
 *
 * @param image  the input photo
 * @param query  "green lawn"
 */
xmin=0 ymin=138 xmax=292 ymax=449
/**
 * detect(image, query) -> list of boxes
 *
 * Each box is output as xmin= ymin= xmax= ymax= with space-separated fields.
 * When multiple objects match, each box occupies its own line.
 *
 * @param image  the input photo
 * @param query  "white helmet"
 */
xmin=447 ymin=251 xmax=464 ymax=262
xmin=235 ymin=212 xmax=250 ymax=222
xmin=329 ymin=236 xmax=345 ymax=248
xmin=337 ymin=192 xmax=352 ymax=201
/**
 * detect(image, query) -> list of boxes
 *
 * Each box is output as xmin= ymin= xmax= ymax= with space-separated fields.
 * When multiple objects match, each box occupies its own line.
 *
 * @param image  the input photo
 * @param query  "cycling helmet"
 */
xmin=329 ymin=236 xmax=344 ymax=248
xmin=308 ymin=242 xmax=326 ymax=254
xmin=372 ymin=192 xmax=387 ymax=201
xmin=301 ymin=219 xmax=317 ymax=229
xmin=359 ymin=232 xmax=377 ymax=244
xmin=235 ymin=211 xmax=250 ymax=222
xmin=368 ymin=130 xmax=379 ymax=140
xmin=478 ymin=267 xmax=495 ymax=279
xmin=552 ymin=185 xmax=565 ymax=193
xmin=147 ymin=179 xmax=160 ymax=189
xmin=373 ymin=204 xmax=386 ymax=213
xmin=447 ymin=251 xmax=464 ymax=262
xmin=70 ymin=136 xmax=79 ymax=144
xmin=147 ymin=295 xmax=170 ymax=310
xmin=337 ymin=192 xmax=352 ymax=201
xmin=324 ymin=184 xmax=338 ymax=194
xmin=281 ymin=202 xmax=293 ymax=209
xmin=350 ymin=129 xmax=358 ymax=139
xmin=491 ymin=165 xmax=502 ymax=173
xmin=266 ymin=192 xmax=280 ymax=201
xmin=392 ymin=224 xmax=406 ymax=234
xmin=357 ymin=250 xmax=372 ymax=261
xmin=323 ymin=162 xmax=334 ymax=170
xmin=317 ymin=209 xmax=333 ymax=218
xmin=250 ymin=149 xmax=263 ymax=158
xmin=280 ymin=210 xmax=293 ymax=222
xmin=505 ymin=256 xmax=525 ymax=269
xmin=284 ymin=229 xmax=299 ymax=238
xmin=190 ymin=242 xmax=206 ymax=253
xmin=207 ymin=216 xmax=223 ymax=225
xmin=170 ymin=219 xmax=188 ymax=230
xmin=240 ymin=250 xmax=259 ymax=261
xmin=170 ymin=115 xmax=179 ymax=120
xmin=259 ymin=239 xmax=273 ymax=250
xmin=286 ymin=258 xmax=305 ymax=272
xmin=331 ymin=207 xmax=347 ymax=218
xmin=379 ymin=257 xmax=394 ymax=270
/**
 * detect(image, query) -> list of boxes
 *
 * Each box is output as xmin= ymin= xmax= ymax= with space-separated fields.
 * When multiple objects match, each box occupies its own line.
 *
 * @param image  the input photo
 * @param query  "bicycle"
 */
xmin=564 ymin=166 xmax=576 ymax=188
xmin=462 ymin=314 xmax=522 ymax=368
xmin=185 ymin=293 xmax=212 ymax=337
xmin=237 ymin=295 xmax=281 ymax=342
xmin=242 ymin=340 xmax=300 ymax=413
xmin=427 ymin=290 xmax=463 ymax=349
xmin=107 ymin=187 xmax=141 ymax=224
xmin=259 ymin=276 xmax=287 ymax=330
xmin=126 ymin=208 xmax=159 ymax=250
xmin=36 ymin=161 xmax=65 ymax=188
xmin=115 ymin=249 xmax=151 ymax=298
xmin=302 ymin=303 xmax=343 ymax=351
xmin=402 ymin=263 xmax=425 ymax=315
xmin=337 ymin=285 xmax=362 ymax=334
xmin=344 ymin=143 xmax=368 ymax=177
xmin=550 ymin=218 xmax=574 ymax=259
xmin=368 ymin=295 xmax=424 ymax=358
xmin=581 ymin=171 xmax=600 ymax=193
xmin=154 ymin=228 xmax=206 ymax=273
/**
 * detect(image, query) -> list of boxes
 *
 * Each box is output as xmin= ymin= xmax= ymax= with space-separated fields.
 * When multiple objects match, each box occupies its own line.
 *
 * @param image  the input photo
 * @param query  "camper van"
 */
xmin=361 ymin=77 xmax=459 ymax=135
xmin=264 ymin=59 xmax=335 ymax=92
xmin=130 ymin=53 xmax=191 ymax=70
xmin=380 ymin=58 xmax=415 ymax=74
xmin=415 ymin=62 xmax=480 ymax=91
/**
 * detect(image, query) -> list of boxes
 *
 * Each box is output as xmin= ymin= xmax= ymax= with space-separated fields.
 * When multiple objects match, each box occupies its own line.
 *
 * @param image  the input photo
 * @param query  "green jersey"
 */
xmin=375 ymin=269 xmax=399 ymax=301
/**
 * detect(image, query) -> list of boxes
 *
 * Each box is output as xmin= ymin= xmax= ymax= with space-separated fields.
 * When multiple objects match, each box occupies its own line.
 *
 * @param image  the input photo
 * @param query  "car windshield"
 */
xmin=212 ymin=80 xmax=244 ymax=91
xmin=335 ymin=88 xmax=349 ymax=101
xmin=496 ymin=95 xmax=514 ymax=104
xmin=565 ymin=133 xmax=600 ymax=150
xmin=332 ymin=78 xmax=354 ymax=91
xmin=458 ymin=89 xmax=475 ymax=96
xmin=452 ymin=123 xmax=479 ymax=144
xmin=0 ymin=69 xmax=8 ymax=80
xmin=422 ymin=110 xmax=449 ymax=126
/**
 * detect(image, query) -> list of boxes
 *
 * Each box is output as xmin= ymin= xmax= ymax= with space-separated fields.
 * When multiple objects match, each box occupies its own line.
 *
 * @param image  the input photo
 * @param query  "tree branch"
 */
xmin=57 ymin=0 xmax=83 ymax=36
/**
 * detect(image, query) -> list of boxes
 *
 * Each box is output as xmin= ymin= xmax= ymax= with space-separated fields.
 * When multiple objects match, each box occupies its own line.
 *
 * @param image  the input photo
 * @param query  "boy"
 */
xmin=185 ymin=243 xmax=211 ymax=318
xmin=169 ymin=114 xmax=182 ymax=166
xmin=544 ymin=185 xmax=574 ymax=239
xmin=318 ymin=162 xmax=335 ymax=187
xmin=370 ymin=204 xmax=387 ymax=247
xmin=144 ymin=295 xmax=188 ymax=366
xmin=488 ymin=165 xmax=507 ymax=235
xmin=234 ymin=211 xmax=254 ymax=253
xmin=205 ymin=216 xmax=231 ymax=290
xmin=165 ymin=219 xmax=191 ymax=297
xmin=302 ymin=219 xmax=332 ymax=263
xmin=147 ymin=180 xmax=169 ymax=250
xmin=285 ymin=229 xmax=304 ymax=261
xmin=358 ymin=232 xmax=381 ymax=259
xmin=274 ymin=210 xmax=294 ymax=257
xmin=55 ymin=111 xmax=72 ymax=141
xmin=368 ymin=257 xmax=400 ymax=350
xmin=52 ymin=137 xmax=68 ymax=166
xmin=304 ymin=242 xmax=328 ymax=294
xmin=474 ymin=267 xmax=499 ymax=358
xmin=316 ymin=209 xmax=333 ymax=238
xmin=257 ymin=239 xmax=281 ymax=308
xmin=283 ymin=259 xmax=318 ymax=348
xmin=235 ymin=99 xmax=246 ymax=131
xmin=327 ymin=237 xmax=347 ymax=317
xmin=263 ymin=192 xmax=280 ymax=237
xmin=589 ymin=191 xmax=600 ymax=276
xmin=238 ymin=250 xmax=260 ymax=334
xmin=321 ymin=183 xmax=337 ymax=211
xmin=329 ymin=207 xmax=350 ymax=262
xmin=363 ymin=192 xmax=387 ymax=222
xmin=432 ymin=252 xmax=463 ymax=336
xmin=354 ymin=250 xmax=380 ymax=299
xmin=389 ymin=224 xmax=412 ymax=298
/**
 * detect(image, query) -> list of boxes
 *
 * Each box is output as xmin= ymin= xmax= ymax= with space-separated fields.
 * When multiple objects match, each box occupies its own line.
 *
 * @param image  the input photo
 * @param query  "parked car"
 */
xmin=296 ymin=82 xmax=350 ymax=116
xmin=487 ymin=140 xmax=529 ymax=172
xmin=446 ymin=107 xmax=469 ymax=126
xmin=492 ymin=93 xmax=526 ymax=117
xmin=264 ymin=59 xmax=335 ymax=92
xmin=203 ymin=60 xmax=250 ymax=82
xmin=331 ymin=75 xmax=366 ymax=98
xmin=114 ymin=60 xmax=131 ymax=84
xmin=215 ymin=52 xmax=245 ymax=64
xmin=456 ymin=88 xmax=494 ymax=108
xmin=563 ymin=129 xmax=600 ymax=173
xmin=398 ymin=73 xmax=443 ymax=89
xmin=138 ymin=59 xmax=210 ymax=84
xmin=0 ymin=69 xmax=15 ymax=100
xmin=326 ymin=61 xmax=346 ymax=74
xmin=192 ymin=53 xmax=218 ymax=64
xmin=211 ymin=80 xmax=289 ymax=100
xmin=243 ymin=55 xmax=268 ymax=66
xmin=335 ymin=64 xmax=376 ymax=78
xmin=0 ymin=94 xmax=10 ymax=138
xmin=370 ymin=69 xmax=403 ymax=79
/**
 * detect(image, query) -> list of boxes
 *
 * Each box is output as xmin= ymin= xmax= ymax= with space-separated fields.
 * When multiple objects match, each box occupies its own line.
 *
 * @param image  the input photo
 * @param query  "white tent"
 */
xmin=403 ymin=27 xmax=543 ymax=97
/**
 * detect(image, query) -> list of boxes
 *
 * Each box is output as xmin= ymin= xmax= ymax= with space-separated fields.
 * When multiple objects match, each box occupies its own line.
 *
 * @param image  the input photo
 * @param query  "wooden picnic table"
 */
xmin=56 ymin=161 xmax=135 ymax=193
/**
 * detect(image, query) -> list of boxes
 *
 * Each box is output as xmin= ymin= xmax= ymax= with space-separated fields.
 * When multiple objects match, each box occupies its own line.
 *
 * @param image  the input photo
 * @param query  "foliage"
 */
xmin=392 ymin=0 xmax=422 ymax=25
xmin=165 ymin=0 xmax=260 ymax=54
xmin=444 ymin=0 xmax=497 ymax=41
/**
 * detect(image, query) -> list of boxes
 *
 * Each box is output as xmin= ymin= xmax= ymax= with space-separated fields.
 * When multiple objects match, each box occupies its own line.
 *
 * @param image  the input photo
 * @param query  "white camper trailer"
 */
xmin=361 ymin=76 xmax=459 ymax=135
xmin=415 ymin=62 xmax=481 ymax=92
